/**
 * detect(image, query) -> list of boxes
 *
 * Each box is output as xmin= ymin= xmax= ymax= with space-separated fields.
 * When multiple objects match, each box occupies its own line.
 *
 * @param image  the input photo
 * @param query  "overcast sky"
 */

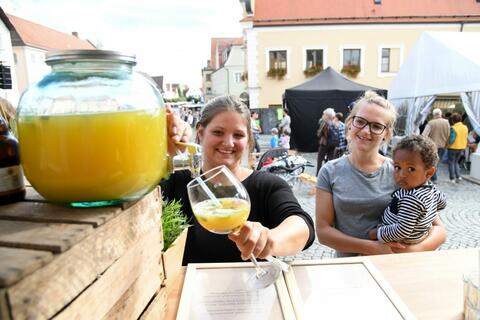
xmin=2 ymin=0 xmax=243 ymax=89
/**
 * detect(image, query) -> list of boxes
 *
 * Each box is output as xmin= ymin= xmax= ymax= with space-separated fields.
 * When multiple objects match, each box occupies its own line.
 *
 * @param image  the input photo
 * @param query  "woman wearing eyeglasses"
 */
xmin=315 ymin=91 xmax=446 ymax=257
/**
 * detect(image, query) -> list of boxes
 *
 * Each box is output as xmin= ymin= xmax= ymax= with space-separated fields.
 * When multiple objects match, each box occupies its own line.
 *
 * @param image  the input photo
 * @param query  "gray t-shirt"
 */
xmin=316 ymin=155 xmax=397 ymax=257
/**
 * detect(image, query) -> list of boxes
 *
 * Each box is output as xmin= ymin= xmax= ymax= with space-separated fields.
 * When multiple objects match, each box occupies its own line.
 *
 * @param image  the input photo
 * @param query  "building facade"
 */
xmin=239 ymin=0 xmax=480 ymax=109
xmin=211 ymin=44 xmax=246 ymax=98
xmin=0 ymin=8 xmax=18 ymax=104
xmin=6 ymin=13 xmax=95 ymax=103
xmin=202 ymin=37 xmax=244 ymax=102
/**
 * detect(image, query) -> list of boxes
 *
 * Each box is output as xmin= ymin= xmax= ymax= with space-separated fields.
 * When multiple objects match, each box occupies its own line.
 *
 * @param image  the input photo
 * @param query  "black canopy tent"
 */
xmin=284 ymin=67 xmax=387 ymax=152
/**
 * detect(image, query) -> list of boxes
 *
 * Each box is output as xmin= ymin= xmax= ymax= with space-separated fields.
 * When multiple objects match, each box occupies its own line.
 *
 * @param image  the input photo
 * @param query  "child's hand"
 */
xmin=368 ymin=228 xmax=378 ymax=240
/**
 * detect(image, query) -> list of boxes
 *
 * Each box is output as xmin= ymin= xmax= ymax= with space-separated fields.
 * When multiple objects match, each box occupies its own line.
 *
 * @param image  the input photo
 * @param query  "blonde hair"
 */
xmin=346 ymin=91 xmax=397 ymax=128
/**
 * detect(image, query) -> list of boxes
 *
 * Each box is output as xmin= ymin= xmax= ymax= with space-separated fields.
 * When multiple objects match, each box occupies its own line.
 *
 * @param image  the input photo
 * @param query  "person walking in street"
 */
xmin=422 ymin=108 xmax=450 ymax=182
xmin=270 ymin=128 xmax=279 ymax=148
xmin=316 ymin=108 xmax=338 ymax=174
xmin=315 ymin=91 xmax=446 ymax=257
xmin=447 ymin=112 xmax=468 ymax=183
xmin=278 ymin=109 xmax=291 ymax=136
xmin=279 ymin=128 xmax=290 ymax=150
xmin=334 ymin=112 xmax=347 ymax=158
xmin=250 ymin=111 xmax=261 ymax=153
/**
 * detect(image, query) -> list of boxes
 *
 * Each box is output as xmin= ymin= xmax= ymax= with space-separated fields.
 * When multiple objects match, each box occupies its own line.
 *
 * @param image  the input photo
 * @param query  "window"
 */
xmin=379 ymin=47 xmax=401 ymax=74
xmin=205 ymin=73 xmax=211 ymax=81
xmin=343 ymin=49 xmax=361 ymax=67
xmin=381 ymin=48 xmax=390 ymax=72
xmin=234 ymin=72 xmax=242 ymax=83
xmin=13 ymin=53 xmax=17 ymax=64
xmin=269 ymin=50 xmax=287 ymax=70
xmin=306 ymin=49 xmax=323 ymax=68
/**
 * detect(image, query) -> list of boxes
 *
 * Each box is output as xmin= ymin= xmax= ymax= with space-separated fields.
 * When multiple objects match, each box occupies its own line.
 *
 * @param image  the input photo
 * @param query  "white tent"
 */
xmin=388 ymin=31 xmax=480 ymax=179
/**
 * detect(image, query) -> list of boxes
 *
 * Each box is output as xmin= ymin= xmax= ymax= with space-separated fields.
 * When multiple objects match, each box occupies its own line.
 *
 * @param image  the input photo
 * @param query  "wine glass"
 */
xmin=187 ymin=165 xmax=283 ymax=290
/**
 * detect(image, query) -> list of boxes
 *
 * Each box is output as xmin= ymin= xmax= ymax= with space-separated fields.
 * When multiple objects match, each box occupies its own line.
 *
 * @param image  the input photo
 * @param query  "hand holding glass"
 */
xmin=187 ymin=165 xmax=283 ymax=289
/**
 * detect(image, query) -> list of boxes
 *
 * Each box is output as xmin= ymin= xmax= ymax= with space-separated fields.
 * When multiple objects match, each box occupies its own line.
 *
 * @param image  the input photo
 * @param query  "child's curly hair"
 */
xmin=393 ymin=135 xmax=439 ymax=168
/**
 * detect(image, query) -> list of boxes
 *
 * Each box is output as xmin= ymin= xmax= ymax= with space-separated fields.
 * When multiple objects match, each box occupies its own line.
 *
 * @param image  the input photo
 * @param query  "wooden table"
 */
xmin=166 ymin=248 xmax=478 ymax=320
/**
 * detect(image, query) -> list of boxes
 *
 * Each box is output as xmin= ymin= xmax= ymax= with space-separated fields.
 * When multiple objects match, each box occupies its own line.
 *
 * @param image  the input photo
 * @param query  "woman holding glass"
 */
xmin=162 ymin=95 xmax=315 ymax=264
xmin=315 ymin=91 xmax=446 ymax=257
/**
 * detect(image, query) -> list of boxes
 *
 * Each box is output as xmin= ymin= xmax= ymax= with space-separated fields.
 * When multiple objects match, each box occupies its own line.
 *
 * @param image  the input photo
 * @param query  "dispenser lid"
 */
xmin=45 ymin=50 xmax=136 ymax=65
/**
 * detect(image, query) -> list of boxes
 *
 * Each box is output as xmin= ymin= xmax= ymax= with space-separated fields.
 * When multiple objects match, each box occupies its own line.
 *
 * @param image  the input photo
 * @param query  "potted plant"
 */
xmin=341 ymin=64 xmax=361 ymax=78
xmin=161 ymin=199 xmax=190 ymax=291
xmin=267 ymin=67 xmax=287 ymax=80
xmin=303 ymin=64 xmax=323 ymax=77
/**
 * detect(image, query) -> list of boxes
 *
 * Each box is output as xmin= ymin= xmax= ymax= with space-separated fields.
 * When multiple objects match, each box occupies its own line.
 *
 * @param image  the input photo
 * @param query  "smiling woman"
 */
xmin=160 ymin=94 xmax=315 ymax=265
xmin=315 ymin=91 xmax=447 ymax=257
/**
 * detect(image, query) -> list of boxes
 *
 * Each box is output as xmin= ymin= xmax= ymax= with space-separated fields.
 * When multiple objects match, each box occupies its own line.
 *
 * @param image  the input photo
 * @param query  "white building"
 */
xmin=6 ymin=13 xmax=95 ymax=104
xmin=211 ymin=44 xmax=246 ymax=97
xmin=0 ymin=8 xmax=19 ymax=104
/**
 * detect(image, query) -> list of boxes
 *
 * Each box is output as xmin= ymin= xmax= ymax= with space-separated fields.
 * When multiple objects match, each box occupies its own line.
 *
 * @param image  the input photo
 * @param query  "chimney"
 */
xmin=72 ymin=31 xmax=79 ymax=38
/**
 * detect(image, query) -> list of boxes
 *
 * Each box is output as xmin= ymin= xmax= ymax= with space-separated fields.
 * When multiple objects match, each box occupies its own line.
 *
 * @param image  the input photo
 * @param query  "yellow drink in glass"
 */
xmin=17 ymin=108 xmax=168 ymax=203
xmin=192 ymin=197 xmax=250 ymax=234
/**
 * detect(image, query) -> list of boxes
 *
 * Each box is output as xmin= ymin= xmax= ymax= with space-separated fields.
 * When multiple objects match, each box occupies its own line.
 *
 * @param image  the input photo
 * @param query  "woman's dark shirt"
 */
xmin=160 ymin=170 xmax=315 ymax=264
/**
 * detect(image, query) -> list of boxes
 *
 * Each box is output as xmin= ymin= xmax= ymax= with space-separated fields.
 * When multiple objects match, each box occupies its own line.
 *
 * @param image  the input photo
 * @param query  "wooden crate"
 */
xmin=161 ymin=228 xmax=188 ymax=293
xmin=0 ymin=186 xmax=165 ymax=320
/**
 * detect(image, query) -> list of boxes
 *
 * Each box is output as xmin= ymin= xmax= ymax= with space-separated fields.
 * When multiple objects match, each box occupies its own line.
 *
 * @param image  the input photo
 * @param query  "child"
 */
xmin=279 ymin=128 xmax=290 ymax=149
xmin=270 ymin=128 xmax=279 ymax=148
xmin=369 ymin=135 xmax=446 ymax=244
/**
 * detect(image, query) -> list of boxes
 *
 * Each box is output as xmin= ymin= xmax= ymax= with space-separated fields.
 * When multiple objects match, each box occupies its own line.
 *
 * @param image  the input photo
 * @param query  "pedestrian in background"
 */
xmin=334 ymin=112 xmax=347 ymax=158
xmin=447 ymin=112 xmax=468 ymax=183
xmin=278 ymin=109 xmax=291 ymax=136
xmin=422 ymin=108 xmax=450 ymax=182
xmin=316 ymin=108 xmax=338 ymax=174
xmin=279 ymin=128 xmax=290 ymax=149
xmin=270 ymin=128 xmax=279 ymax=148
xmin=250 ymin=111 xmax=261 ymax=153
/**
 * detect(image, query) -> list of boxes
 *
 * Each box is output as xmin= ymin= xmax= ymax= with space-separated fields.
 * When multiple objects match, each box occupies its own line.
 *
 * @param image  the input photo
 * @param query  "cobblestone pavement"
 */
xmin=255 ymin=135 xmax=480 ymax=261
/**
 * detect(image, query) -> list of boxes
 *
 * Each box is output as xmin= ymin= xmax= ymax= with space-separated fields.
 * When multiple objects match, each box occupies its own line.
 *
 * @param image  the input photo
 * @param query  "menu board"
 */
xmin=176 ymin=260 xmax=414 ymax=320
xmin=286 ymin=260 xmax=414 ymax=319
xmin=176 ymin=263 xmax=294 ymax=320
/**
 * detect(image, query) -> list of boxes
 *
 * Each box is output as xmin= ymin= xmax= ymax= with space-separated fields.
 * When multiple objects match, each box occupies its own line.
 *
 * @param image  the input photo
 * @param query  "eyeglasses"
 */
xmin=351 ymin=116 xmax=388 ymax=135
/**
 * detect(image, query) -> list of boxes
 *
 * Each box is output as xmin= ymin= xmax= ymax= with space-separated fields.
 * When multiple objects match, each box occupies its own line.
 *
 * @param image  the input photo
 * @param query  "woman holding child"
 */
xmin=315 ymin=91 xmax=446 ymax=257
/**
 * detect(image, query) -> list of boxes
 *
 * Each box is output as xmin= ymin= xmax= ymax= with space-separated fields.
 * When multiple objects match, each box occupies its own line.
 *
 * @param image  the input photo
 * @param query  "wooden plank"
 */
xmin=161 ymin=228 xmax=187 ymax=291
xmin=139 ymin=288 xmax=167 ymax=320
xmin=103 ymin=239 xmax=163 ymax=320
xmin=0 ymin=201 xmax=121 ymax=227
xmin=0 ymin=247 xmax=53 ymax=287
xmin=0 ymin=220 xmax=93 ymax=253
xmin=6 ymin=188 xmax=161 ymax=320
xmin=54 ymin=228 xmax=162 ymax=320
xmin=0 ymin=289 xmax=12 ymax=320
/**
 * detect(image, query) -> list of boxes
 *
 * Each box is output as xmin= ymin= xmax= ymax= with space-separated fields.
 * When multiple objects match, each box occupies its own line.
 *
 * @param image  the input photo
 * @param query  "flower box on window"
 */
xmin=341 ymin=64 xmax=361 ymax=78
xmin=303 ymin=64 xmax=323 ymax=77
xmin=267 ymin=67 xmax=287 ymax=80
